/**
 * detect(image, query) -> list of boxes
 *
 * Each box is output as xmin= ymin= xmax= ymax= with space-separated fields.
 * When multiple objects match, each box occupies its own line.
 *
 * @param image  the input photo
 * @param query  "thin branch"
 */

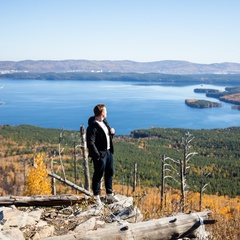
xmin=164 ymin=175 xmax=179 ymax=183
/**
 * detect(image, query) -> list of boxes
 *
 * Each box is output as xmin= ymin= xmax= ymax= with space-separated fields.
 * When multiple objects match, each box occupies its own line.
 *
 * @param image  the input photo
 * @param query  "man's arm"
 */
xmin=87 ymin=126 xmax=101 ymax=160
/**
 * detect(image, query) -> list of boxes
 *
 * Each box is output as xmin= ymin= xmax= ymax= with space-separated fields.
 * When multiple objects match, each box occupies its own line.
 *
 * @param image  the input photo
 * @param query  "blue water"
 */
xmin=0 ymin=79 xmax=240 ymax=135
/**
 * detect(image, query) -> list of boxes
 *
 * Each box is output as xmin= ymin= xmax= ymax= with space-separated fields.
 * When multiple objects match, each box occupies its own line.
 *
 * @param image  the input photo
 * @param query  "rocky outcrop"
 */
xmin=0 ymin=194 xmax=215 ymax=240
xmin=0 ymin=195 xmax=142 ymax=239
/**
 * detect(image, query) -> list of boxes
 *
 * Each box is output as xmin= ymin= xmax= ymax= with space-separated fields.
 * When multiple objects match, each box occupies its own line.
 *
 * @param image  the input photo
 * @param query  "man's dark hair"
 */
xmin=94 ymin=104 xmax=105 ymax=117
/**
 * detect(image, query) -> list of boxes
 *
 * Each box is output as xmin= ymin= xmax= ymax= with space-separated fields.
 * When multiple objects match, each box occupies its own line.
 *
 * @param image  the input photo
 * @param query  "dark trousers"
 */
xmin=92 ymin=150 xmax=114 ymax=196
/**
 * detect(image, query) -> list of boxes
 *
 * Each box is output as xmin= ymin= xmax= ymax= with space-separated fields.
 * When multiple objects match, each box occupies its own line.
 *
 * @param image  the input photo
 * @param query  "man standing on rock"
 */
xmin=87 ymin=104 xmax=118 ymax=205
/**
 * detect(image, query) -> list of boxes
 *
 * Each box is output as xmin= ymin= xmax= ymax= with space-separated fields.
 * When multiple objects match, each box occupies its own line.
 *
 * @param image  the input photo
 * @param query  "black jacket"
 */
xmin=87 ymin=116 xmax=114 ymax=160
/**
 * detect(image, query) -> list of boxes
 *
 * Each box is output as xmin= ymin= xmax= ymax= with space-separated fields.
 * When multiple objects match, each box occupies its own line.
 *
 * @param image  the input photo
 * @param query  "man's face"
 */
xmin=102 ymin=107 xmax=107 ymax=119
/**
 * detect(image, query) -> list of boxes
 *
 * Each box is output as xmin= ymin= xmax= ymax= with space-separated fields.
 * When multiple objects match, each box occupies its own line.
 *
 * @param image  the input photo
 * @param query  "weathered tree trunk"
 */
xmin=48 ymin=172 xmax=92 ymax=196
xmin=180 ymin=157 xmax=185 ymax=211
xmin=160 ymin=155 xmax=165 ymax=210
xmin=80 ymin=125 xmax=90 ymax=192
xmin=58 ymin=132 xmax=66 ymax=180
xmin=132 ymin=162 xmax=137 ymax=192
xmin=180 ymin=132 xmax=198 ymax=212
xmin=43 ymin=211 xmax=216 ymax=240
xmin=73 ymin=140 xmax=77 ymax=185
xmin=51 ymin=159 xmax=56 ymax=195
xmin=0 ymin=195 xmax=87 ymax=207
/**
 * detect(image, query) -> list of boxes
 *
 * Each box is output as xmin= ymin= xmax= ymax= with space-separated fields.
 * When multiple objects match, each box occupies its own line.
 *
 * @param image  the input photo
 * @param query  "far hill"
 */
xmin=1 ymin=59 xmax=240 ymax=74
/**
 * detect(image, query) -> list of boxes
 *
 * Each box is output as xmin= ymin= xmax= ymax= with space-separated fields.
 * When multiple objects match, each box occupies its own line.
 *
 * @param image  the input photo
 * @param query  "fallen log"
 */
xmin=43 ymin=211 xmax=216 ymax=240
xmin=48 ymin=172 xmax=93 ymax=196
xmin=0 ymin=195 xmax=87 ymax=207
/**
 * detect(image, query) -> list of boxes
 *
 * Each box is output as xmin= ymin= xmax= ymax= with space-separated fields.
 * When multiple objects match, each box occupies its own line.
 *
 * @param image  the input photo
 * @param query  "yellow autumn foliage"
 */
xmin=114 ymin=184 xmax=240 ymax=221
xmin=25 ymin=153 xmax=51 ymax=195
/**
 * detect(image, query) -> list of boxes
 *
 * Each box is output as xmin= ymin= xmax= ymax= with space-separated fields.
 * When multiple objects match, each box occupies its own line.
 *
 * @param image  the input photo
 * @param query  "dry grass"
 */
xmin=114 ymin=184 xmax=240 ymax=240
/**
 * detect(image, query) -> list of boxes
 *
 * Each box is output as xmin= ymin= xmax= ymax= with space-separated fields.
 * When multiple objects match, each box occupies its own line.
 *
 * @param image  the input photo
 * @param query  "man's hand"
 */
xmin=110 ymin=128 xmax=115 ymax=134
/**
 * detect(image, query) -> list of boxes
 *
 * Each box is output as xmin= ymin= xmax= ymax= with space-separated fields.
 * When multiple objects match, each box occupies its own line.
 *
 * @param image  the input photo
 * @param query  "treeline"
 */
xmin=128 ymin=127 xmax=240 ymax=197
xmin=1 ymin=72 xmax=240 ymax=85
xmin=0 ymin=124 xmax=240 ymax=197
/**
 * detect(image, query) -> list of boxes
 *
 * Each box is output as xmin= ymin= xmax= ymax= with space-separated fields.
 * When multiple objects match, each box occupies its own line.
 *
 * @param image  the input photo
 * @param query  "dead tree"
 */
xmin=70 ymin=131 xmax=82 ymax=187
xmin=43 ymin=211 xmax=216 ymax=240
xmin=58 ymin=131 xmax=66 ymax=180
xmin=49 ymin=172 xmax=92 ymax=196
xmin=132 ymin=162 xmax=137 ymax=192
xmin=179 ymin=132 xmax=198 ymax=211
xmin=70 ymin=131 xmax=81 ymax=194
xmin=161 ymin=155 xmax=179 ymax=210
xmin=161 ymin=155 xmax=165 ymax=209
xmin=161 ymin=132 xmax=197 ymax=212
xmin=50 ymin=157 xmax=56 ymax=195
xmin=0 ymin=194 xmax=90 ymax=206
xmin=199 ymin=167 xmax=210 ymax=211
xmin=80 ymin=125 xmax=90 ymax=191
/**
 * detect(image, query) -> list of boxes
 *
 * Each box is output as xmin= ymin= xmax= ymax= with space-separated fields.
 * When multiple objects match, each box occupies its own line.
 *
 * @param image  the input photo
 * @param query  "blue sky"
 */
xmin=1 ymin=0 xmax=240 ymax=63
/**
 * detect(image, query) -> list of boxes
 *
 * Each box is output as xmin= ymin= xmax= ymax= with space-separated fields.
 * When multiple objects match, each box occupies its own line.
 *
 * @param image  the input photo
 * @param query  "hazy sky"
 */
xmin=1 ymin=0 xmax=240 ymax=64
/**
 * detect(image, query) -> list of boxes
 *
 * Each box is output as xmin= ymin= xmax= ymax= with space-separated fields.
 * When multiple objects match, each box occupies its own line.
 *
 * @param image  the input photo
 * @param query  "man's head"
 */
xmin=94 ymin=104 xmax=107 ymax=119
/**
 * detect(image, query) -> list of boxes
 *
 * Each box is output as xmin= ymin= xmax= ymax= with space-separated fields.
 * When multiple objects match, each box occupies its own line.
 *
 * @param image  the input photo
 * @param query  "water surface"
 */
xmin=0 ymin=79 xmax=239 ymax=135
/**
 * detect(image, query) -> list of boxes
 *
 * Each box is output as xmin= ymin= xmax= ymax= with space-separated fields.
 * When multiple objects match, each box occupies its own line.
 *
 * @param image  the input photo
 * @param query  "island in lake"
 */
xmin=185 ymin=99 xmax=222 ymax=108
xmin=193 ymin=86 xmax=240 ymax=110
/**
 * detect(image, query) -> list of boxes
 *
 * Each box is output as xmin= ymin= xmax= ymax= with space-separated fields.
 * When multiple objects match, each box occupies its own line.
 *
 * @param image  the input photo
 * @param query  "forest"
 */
xmin=1 ymin=124 xmax=240 ymax=239
xmin=0 ymin=124 xmax=239 ymax=198
xmin=1 ymin=72 xmax=240 ymax=85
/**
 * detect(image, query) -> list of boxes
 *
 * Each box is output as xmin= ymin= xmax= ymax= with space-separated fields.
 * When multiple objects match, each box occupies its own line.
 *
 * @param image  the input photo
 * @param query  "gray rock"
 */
xmin=0 ymin=195 xmax=142 ymax=239
xmin=0 ymin=207 xmax=28 ymax=230
xmin=0 ymin=228 xmax=25 ymax=240
xmin=73 ymin=216 xmax=96 ymax=233
xmin=26 ymin=209 xmax=43 ymax=225
xmin=32 ymin=225 xmax=55 ymax=239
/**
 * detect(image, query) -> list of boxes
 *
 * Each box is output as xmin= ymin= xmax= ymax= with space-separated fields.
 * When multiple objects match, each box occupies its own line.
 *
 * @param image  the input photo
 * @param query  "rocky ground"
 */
xmin=0 ymin=194 xmax=142 ymax=240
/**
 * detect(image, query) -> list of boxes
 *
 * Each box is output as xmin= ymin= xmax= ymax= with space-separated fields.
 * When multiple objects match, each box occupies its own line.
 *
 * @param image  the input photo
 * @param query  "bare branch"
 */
xmin=202 ymin=183 xmax=210 ymax=192
xmin=162 ymin=157 xmax=180 ymax=164
xmin=164 ymin=175 xmax=179 ymax=183
xmin=164 ymin=164 xmax=179 ymax=174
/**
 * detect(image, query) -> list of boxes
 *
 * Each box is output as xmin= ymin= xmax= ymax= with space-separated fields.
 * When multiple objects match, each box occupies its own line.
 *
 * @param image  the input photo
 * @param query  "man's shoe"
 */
xmin=106 ymin=193 xmax=119 ymax=203
xmin=94 ymin=195 xmax=103 ymax=206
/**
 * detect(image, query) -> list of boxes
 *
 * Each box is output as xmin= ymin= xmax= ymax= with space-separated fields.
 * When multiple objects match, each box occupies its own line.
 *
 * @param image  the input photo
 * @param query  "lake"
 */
xmin=0 ymin=79 xmax=240 ymax=135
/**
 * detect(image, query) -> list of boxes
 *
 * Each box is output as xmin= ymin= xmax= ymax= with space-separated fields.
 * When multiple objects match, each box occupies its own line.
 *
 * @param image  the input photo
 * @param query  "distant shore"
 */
xmin=1 ymin=72 xmax=240 ymax=86
xmin=193 ymin=86 xmax=240 ymax=108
